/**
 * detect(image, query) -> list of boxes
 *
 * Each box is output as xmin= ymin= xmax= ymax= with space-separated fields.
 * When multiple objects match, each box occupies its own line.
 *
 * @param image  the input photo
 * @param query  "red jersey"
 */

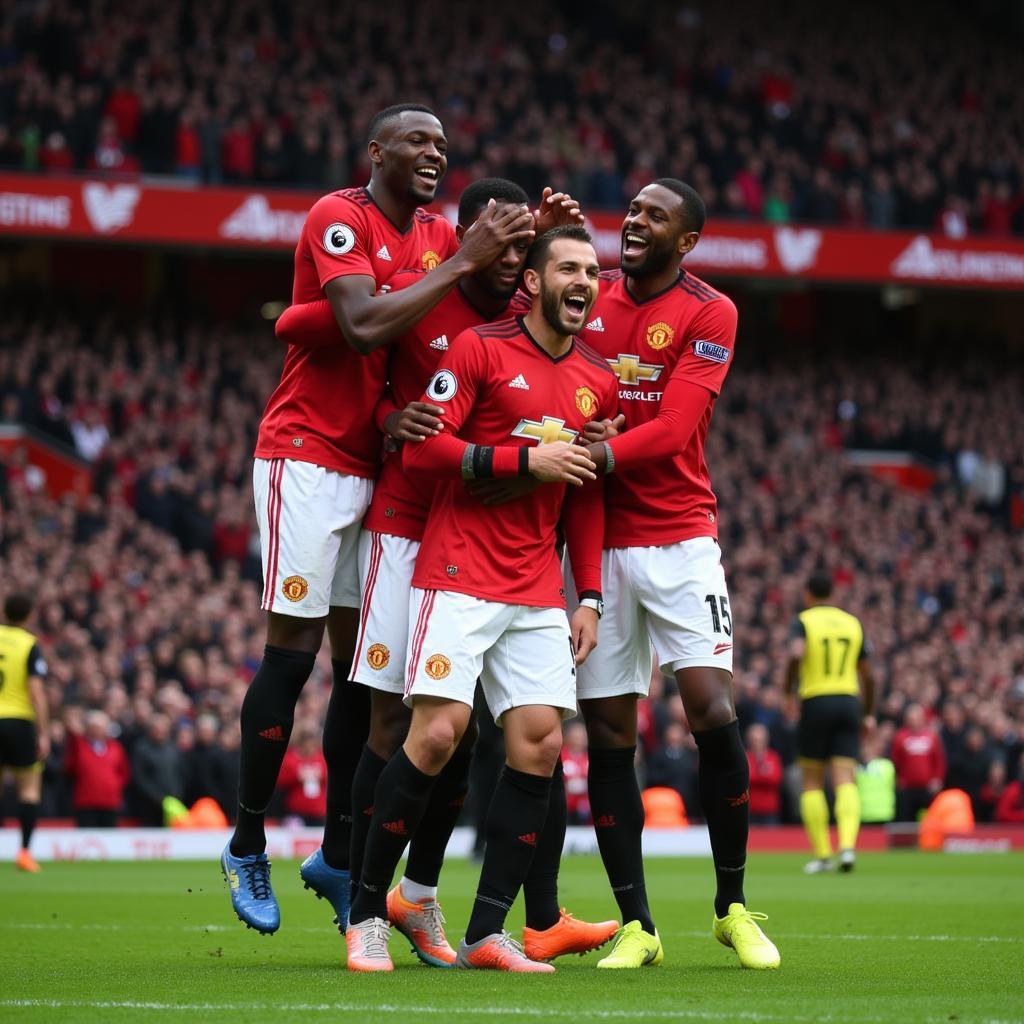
xmin=363 ymin=272 xmax=511 ymax=541
xmin=277 ymin=748 xmax=328 ymax=818
xmin=405 ymin=317 xmax=618 ymax=608
xmin=579 ymin=269 xmax=737 ymax=548
xmin=891 ymin=728 xmax=946 ymax=789
xmin=255 ymin=187 xmax=457 ymax=477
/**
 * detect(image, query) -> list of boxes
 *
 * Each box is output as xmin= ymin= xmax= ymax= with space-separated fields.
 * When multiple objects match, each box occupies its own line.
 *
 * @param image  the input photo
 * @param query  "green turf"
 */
xmin=1 ymin=852 xmax=1022 ymax=1023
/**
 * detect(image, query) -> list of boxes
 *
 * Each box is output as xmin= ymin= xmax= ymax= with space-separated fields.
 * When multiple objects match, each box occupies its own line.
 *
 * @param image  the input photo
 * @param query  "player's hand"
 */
xmin=36 ymin=732 xmax=51 ymax=762
xmin=465 ymin=477 xmax=542 ymax=505
xmin=784 ymin=695 xmax=799 ymax=722
xmin=534 ymin=187 xmax=585 ymax=233
xmin=527 ymin=442 xmax=596 ymax=485
xmin=457 ymin=200 xmax=535 ymax=272
xmin=384 ymin=401 xmax=444 ymax=442
xmin=583 ymin=414 xmax=626 ymax=444
xmin=861 ymin=714 xmax=877 ymax=739
xmin=570 ymin=606 xmax=599 ymax=665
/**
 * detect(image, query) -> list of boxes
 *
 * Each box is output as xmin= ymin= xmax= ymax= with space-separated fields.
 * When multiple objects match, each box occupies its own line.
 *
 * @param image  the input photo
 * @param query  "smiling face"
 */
xmin=620 ymin=183 xmax=697 ymax=278
xmin=369 ymin=110 xmax=448 ymax=205
xmin=472 ymin=203 xmax=532 ymax=300
xmin=529 ymin=237 xmax=600 ymax=336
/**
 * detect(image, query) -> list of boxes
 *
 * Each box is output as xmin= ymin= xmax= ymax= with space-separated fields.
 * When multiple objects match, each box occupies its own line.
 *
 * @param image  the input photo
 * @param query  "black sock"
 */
xmin=465 ymin=766 xmax=552 ymax=945
xmin=523 ymin=760 xmax=566 ymax=930
xmin=348 ymin=745 xmax=388 ymax=887
xmin=588 ymin=745 xmax=654 ymax=933
xmin=18 ymin=801 xmax=38 ymax=850
xmin=405 ymin=745 xmax=472 ymax=888
xmin=321 ymin=663 xmax=371 ymax=870
xmin=232 ymin=644 xmax=314 ymax=856
xmin=693 ymin=719 xmax=749 ymax=917
xmin=348 ymin=749 xmax=436 ymax=925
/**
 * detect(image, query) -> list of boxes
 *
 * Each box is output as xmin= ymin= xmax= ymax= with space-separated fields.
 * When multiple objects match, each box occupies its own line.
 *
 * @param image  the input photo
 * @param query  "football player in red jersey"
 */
xmin=345 ymin=227 xmax=618 ymax=973
xmin=574 ymin=180 xmax=780 ymax=970
xmin=222 ymin=103 xmax=535 ymax=937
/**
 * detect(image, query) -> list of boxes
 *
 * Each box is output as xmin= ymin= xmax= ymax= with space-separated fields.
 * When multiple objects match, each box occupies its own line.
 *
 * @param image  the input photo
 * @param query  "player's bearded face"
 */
xmin=539 ymin=270 xmax=596 ymax=336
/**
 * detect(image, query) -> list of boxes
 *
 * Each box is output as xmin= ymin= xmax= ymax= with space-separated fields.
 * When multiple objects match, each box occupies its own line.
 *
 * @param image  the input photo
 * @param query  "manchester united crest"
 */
xmin=281 ymin=575 xmax=309 ymax=602
xmin=425 ymin=653 xmax=452 ymax=680
xmin=575 ymin=386 xmax=599 ymax=418
xmin=646 ymin=321 xmax=674 ymax=350
xmin=422 ymin=250 xmax=441 ymax=271
xmin=367 ymin=643 xmax=390 ymax=670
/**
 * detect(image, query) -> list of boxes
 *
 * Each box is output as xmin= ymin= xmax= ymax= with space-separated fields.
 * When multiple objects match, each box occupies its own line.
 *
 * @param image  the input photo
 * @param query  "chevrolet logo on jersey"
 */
xmin=512 ymin=416 xmax=577 ymax=445
xmin=607 ymin=353 xmax=663 ymax=385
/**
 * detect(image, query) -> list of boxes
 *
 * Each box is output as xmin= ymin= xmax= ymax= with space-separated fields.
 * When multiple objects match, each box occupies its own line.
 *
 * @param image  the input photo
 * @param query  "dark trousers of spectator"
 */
xmin=76 ymin=809 xmax=118 ymax=827
xmin=897 ymin=787 xmax=934 ymax=822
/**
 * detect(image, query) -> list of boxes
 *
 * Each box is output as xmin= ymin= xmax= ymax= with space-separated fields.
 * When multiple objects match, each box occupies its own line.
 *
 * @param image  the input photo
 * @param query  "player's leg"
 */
xmin=457 ymin=607 xmax=575 ymax=973
xmin=829 ymin=697 xmax=864 ymax=871
xmin=799 ymin=757 xmax=833 ymax=872
xmin=12 ymin=732 xmax=43 ymax=872
xmin=643 ymin=537 xmax=777 ymax=969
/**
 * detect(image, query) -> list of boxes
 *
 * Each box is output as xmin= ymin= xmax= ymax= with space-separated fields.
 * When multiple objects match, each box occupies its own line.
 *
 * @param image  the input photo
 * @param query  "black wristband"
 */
xmin=518 ymin=447 xmax=530 ymax=477
xmin=473 ymin=445 xmax=495 ymax=479
xmin=578 ymin=590 xmax=602 ymax=602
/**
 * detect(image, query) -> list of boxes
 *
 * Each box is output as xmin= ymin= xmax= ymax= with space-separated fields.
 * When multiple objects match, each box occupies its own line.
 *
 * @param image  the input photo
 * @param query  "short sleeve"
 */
xmin=304 ymin=195 xmax=375 ymax=288
xmin=28 ymin=643 xmax=47 ymax=677
xmin=788 ymin=617 xmax=806 ymax=641
xmin=669 ymin=297 xmax=738 ymax=397
xmin=420 ymin=328 xmax=488 ymax=435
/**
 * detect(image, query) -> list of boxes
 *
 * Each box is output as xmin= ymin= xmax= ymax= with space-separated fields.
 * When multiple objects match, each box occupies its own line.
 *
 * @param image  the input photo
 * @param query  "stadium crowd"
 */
xmin=3 ymin=0 xmax=1024 ymax=236
xmin=1 ymin=305 xmax=1022 ymax=828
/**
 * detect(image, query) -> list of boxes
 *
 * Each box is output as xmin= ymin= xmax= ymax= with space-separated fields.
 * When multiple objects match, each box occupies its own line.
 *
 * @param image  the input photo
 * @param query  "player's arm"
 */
xmin=784 ymin=618 xmax=805 ymax=717
xmin=858 ymin=633 xmax=877 ymax=732
xmin=27 ymin=644 xmax=50 ymax=761
xmin=586 ymin=299 xmax=737 ymax=473
xmin=563 ymin=477 xmax=604 ymax=666
xmin=533 ymin=187 xmax=585 ymax=233
xmin=277 ymin=201 xmax=535 ymax=355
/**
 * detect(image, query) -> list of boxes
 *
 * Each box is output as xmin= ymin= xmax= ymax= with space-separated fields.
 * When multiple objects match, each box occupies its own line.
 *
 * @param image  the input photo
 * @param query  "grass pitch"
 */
xmin=1 ymin=852 xmax=1021 ymax=1023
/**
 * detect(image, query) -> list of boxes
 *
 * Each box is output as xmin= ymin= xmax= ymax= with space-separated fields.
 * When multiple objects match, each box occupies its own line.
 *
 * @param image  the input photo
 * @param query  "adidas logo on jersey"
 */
xmin=586 ymin=316 xmax=605 ymax=331
xmin=508 ymin=373 xmax=530 ymax=390
xmin=429 ymin=335 xmax=448 ymax=351
xmin=376 ymin=244 xmax=392 ymax=261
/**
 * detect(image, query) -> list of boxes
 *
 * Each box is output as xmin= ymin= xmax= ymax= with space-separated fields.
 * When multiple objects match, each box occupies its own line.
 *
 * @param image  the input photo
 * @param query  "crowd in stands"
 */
xmin=1 ymin=302 xmax=1022 ymax=829
xmin=3 ymin=0 xmax=1024 ymax=236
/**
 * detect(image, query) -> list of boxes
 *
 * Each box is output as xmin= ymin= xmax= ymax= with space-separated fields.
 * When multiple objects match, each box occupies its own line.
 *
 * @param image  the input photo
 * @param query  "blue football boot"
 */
xmin=221 ymin=844 xmax=280 ymax=934
xmin=299 ymin=847 xmax=351 ymax=930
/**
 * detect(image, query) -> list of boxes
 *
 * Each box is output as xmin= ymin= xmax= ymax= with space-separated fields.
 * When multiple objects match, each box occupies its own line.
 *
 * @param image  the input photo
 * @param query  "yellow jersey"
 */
xmin=0 ymin=624 xmax=46 ymax=721
xmin=795 ymin=605 xmax=865 ymax=700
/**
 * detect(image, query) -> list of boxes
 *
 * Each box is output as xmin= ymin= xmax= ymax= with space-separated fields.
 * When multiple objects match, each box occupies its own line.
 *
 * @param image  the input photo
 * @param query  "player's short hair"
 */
xmin=651 ymin=178 xmax=706 ymax=234
xmin=458 ymin=178 xmax=530 ymax=226
xmin=525 ymin=225 xmax=594 ymax=275
xmin=4 ymin=593 xmax=32 ymax=624
xmin=807 ymin=570 xmax=833 ymax=600
xmin=367 ymin=103 xmax=438 ymax=143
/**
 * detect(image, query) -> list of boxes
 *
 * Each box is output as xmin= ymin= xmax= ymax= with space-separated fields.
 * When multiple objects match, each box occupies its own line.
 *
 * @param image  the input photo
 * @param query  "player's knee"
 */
xmin=368 ymin=697 xmax=410 ymax=757
xmin=408 ymin=713 xmax=464 ymax=773
xmin=686 ymin=691 xmax=735 ymax=733
xmin=583 ymin=711 xmax=636 ymax=749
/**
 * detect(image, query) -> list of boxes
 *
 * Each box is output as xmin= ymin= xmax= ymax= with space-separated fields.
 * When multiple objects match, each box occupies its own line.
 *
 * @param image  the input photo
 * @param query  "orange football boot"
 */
xmin=456 ymin=931 xmax=556 ymax=973
xmin=523 ymin=909 xmax=619 ymax=961
xmin=15 ymin=849 xmax=41 ymax=873
xmin=345 ymin=917 xmax=394 ymax=972
xmin=386 ymin=885 xmax=456 ymax=967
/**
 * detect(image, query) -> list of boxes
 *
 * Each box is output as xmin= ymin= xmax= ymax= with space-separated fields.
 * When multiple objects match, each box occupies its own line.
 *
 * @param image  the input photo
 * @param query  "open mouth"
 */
xmin=622 ymin=231 xmax=649 ymax=258
xmin=414 ymin=165 xmax=440 ymax=185
xmin=563 ymin=292 xmax=589 ymax=321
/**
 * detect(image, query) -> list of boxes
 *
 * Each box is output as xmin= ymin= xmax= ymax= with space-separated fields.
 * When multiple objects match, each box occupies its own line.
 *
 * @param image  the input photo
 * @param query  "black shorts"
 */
xmin=0 ymin=718 xmax=37 ymax=769
xmin=798 ymin=694 xmax=861 ymax=762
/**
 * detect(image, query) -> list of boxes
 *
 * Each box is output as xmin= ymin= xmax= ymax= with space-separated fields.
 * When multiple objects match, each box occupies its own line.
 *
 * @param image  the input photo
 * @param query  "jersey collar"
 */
xmin=517 ymin=315 xmax=576 ymax=363
xmin=623 ymin=270 xmax=684 ymax=306
xmin=361 ymin=186 xmax=416 ymax=236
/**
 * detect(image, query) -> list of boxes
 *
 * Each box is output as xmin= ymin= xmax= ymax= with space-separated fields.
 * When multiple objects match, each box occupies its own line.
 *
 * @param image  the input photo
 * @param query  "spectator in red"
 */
xmin=994 ymin=766 xmax=1024 ymax=823
xmin=746 ymin=723 xmax=783 ymax=825
xmin=64 ymin=708 xmax=130 ymax=827
xmin=277 ymin=728 xmax=328 ymax=826
xmin=561 ymin=722 xmax=590 ymax=825
xmin=891 ymin=703 xmax=946 ymax=822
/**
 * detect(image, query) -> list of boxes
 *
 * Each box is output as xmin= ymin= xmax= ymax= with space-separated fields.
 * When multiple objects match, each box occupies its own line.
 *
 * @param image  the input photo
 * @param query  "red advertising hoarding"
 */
xmin=3 ymin=172 xmax=1024 ymax=289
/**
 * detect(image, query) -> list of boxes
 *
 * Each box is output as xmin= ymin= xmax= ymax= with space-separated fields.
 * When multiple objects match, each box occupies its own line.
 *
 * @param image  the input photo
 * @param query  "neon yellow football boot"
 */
xmin=596 ymin=919 xmax=663 ymax=969
xmin=712 ymin=903 xmax=780 ymax=969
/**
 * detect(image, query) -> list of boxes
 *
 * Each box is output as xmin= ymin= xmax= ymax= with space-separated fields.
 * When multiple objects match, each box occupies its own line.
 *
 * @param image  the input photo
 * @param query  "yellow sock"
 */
xmin=834 ymin=782 xmax=861 ymax=852
xmin=800 ymin=789 xmax=832 ymax=859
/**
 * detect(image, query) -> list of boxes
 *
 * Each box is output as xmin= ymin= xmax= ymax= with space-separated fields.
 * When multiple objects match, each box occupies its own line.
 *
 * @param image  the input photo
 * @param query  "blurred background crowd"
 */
xmin=2 ymin=304 xmax=1022 ymax=828
xmin=3 ymin=0 xmax=1024 ymax=235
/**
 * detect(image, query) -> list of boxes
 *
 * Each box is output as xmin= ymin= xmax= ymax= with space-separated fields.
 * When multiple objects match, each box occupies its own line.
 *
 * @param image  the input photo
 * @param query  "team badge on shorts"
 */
xmin=425 ymin=654 xmax=452 ymax=680
xmin=281 ymin=575 xmax=310 ymax=602
xmin=367 ymin=643 xmax=390 ymax=670
xmin=422 ymin=249 xmax=441 ymax=271
xmin=646 ymin=321 xmax=674 ymax=350
xmin=575 ymin=386 xmax=598 ymax=418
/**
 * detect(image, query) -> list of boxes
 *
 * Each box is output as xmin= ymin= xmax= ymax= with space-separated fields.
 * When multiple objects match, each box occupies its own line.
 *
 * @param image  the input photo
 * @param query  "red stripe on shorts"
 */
xmin=352 ymin=531 xmax=384 ymax=670
xmin=405 ymin=590 xmax=437 ymax=697
xmin=263 ymin=459 xmax=284 ymax=612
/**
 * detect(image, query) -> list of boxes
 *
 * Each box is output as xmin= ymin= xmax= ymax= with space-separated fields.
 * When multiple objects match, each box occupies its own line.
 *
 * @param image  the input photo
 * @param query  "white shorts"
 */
xmin=352 ymin=530 xmax=420 ymax=692
xmin=570 ymin=536 xmax=734 ymax=699
xmin=404 ymin=588 xmax=578 ymax=724
xmin=253 ymin=457 xmax=373 ymax=617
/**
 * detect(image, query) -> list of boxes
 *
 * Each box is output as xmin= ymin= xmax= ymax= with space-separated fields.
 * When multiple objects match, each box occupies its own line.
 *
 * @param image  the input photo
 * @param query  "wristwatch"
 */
xmin=579 ymin=597 xmax=604 ymax=619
